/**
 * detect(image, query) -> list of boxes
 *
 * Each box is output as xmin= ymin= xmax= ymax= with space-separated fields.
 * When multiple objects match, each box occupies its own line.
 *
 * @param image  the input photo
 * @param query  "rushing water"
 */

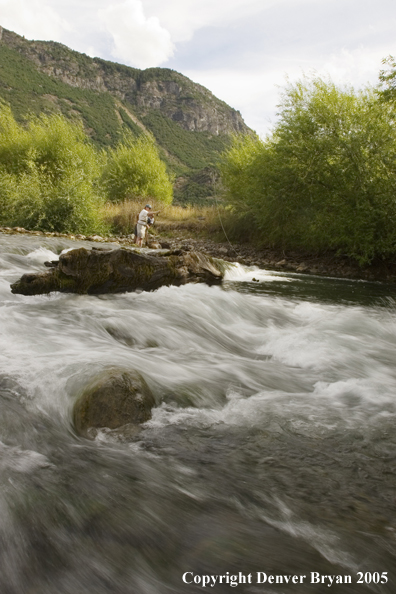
xmin=0 ymin=232 xmax=396 ymax=594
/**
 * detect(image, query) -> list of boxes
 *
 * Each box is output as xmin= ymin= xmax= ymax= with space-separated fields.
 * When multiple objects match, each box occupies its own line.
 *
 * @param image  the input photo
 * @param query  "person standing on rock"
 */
xmin=136 ymin=204 xmax=160 ymax=247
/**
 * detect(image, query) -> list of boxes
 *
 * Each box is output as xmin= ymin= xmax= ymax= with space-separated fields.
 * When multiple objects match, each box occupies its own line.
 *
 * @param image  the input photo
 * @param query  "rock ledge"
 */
xmin=10 ymin=247 xmax=224 ymax=295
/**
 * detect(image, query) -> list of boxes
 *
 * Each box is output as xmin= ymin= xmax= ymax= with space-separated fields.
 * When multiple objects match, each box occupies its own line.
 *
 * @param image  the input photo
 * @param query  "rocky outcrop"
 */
xmin=10 ymin=246 xmax=224 ymax=295
xmin=0 ymin=28 xmax=253 ymax=202
xmin=73 ymin=369 xmax=155 ymax=438
xmin=0 ymin=28 xmax=249 ymax=136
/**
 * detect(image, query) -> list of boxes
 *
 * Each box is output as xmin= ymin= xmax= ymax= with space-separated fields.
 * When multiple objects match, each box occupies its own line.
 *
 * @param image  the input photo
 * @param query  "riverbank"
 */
xmin=181 ymin=238 xmax=396 ymax=282
xmin=2 ymin=225 xmax=396 ymax=283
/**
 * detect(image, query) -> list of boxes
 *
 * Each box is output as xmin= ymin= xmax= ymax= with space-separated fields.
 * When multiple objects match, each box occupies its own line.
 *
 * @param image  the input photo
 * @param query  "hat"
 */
xmin=145 ymin=204 xmax=152 ymax=209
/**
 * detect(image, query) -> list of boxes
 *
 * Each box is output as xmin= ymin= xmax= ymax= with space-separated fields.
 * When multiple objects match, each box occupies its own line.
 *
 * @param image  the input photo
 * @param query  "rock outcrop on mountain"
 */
xmin=0 ymin=26 xmax=252 ymax=201
xmin=0 ymin=26 xmax=249 ymax=136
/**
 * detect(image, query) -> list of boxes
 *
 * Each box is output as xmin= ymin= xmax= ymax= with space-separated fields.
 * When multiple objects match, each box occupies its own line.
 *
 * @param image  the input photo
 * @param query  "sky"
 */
xmin=1 ymin=0 xmax=396 ymax=136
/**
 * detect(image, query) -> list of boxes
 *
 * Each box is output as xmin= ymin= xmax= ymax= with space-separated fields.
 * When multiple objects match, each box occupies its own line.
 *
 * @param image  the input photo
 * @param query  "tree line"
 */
xmin=220 ymin=60 xmax=396 ymax=264
xmin=0 ymin=104 xmax=173 ymax=234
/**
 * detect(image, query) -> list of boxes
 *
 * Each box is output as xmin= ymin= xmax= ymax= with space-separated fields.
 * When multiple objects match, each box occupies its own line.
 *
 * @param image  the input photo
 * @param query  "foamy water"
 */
xmin=0 ymin=233 xmax=395 ymax=593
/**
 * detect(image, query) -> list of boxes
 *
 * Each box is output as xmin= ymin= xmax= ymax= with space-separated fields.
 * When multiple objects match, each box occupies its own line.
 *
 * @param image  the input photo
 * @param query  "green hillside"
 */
xmin=0 ymin=44 xmax=121 ymax=146
xmin=0 ymin=27 xmax=251 ymax=203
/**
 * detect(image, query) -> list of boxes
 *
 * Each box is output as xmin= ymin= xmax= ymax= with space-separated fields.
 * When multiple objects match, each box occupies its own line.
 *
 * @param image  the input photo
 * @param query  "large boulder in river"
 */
xmin=10 ymin=246 xmax=224 ymax=295
xmin=73 ymin=370 xmax=155 ymax=438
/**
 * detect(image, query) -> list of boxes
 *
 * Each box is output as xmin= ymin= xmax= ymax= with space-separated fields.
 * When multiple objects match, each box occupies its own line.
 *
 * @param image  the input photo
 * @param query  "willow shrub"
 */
xmin=101 ymin=133 xmax=173 ymax=205
xmin=221 ymin=77 xmax=396 ymax=264
xmin=0 ymin=105 xmax=106 ymax=234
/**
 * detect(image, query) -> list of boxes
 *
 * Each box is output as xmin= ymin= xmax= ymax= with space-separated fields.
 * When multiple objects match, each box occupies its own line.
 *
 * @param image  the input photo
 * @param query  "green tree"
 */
xmin=219 ymin=133 xmax=263 ymax=240
xmin=221 ymin=76 xmax=396 ymax=263
xmin=378 ymin=55 xmax=396 ymax=102
xmin=0 ymin=105 xmax=105 ymax=233
xmin=101 ymin=133 xmax=173 ymax=204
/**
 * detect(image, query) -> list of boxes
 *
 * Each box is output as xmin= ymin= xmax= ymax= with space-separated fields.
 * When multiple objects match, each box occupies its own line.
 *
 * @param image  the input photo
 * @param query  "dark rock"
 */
xmin=44 ymin=260 xmax=59 ymax=268
xmin=10 ymin=247 xmax=224 ymax=295
xmin=73 ymin=370 xmax=155 ymax=438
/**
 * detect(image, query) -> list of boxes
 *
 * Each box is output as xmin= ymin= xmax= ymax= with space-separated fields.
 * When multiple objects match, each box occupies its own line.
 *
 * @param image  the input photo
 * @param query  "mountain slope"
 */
xmin=0 ymin=26 xmax=252 ymax=202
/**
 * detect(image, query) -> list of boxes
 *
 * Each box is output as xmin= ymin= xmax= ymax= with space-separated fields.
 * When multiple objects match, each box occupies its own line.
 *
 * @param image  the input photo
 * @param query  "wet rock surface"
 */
xmin=3 ymin=225 xmax=396 ymax=282
xmin=73 ymin=370 xmax=155 ymax=438
xmin=10 ymin=246 xmax=224 ymax=295
xmin=166 ymin=237 xmax=396 ymax=282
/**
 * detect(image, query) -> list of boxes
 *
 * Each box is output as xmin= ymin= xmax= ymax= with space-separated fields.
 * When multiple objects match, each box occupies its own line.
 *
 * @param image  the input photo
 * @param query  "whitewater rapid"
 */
xmin=0 ymin=233 xmax=395 ymax=594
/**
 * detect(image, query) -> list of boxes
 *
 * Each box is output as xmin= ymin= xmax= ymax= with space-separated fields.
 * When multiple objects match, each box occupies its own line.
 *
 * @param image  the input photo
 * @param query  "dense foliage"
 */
xmin=142 ymin=111 xmax=230 ymax=170
xmin=221 ymin=76 xmax=396 ymax=264
xmin=0 ymin=106 xmax=174 ymax=232
xmin=378 ymin=55 xmax=396 ymax=103
xmin=118 ymin=108 xmax=143 ymax=138
xmin=0 ymin=45 xmax=121 ymax=147
xmin=0 ymin=106 xmax=105 ymax=233
xmin=100 ymin=133 xmax=173 ymax=204
xmin=0 ymin=34 xmax=244 ymax=203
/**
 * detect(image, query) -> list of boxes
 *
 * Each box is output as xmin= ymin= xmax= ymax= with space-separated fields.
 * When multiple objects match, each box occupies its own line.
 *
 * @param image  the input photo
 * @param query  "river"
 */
xmin=0 ymin=232 xmax=395 ymax=594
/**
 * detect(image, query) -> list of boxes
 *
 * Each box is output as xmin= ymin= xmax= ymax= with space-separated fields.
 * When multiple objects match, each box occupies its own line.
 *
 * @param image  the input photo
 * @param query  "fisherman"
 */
xmin=136 ymin=204 xmax=160 ymax=247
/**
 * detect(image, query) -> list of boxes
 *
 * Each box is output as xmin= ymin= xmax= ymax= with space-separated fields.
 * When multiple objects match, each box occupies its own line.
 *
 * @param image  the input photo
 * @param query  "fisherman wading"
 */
xmin=136 ymin=204 xmax=160 ymax=247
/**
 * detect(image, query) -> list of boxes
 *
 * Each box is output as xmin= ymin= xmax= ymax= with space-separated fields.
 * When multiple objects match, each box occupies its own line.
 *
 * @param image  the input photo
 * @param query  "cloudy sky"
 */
xmin=1 ymin=0 xmax=396 ymax=135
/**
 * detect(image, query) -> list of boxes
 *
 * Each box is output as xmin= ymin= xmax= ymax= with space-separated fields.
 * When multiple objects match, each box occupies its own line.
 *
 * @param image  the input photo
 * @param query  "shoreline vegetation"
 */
xmin=220 ymin=71 xmax=396 ymax=269
xmin=2 ymin=63 xmax=396 ymax=283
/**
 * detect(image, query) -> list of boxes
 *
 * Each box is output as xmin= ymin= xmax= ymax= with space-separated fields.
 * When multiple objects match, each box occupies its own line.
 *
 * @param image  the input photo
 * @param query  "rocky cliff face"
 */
xmin=0 ymin=27 xmax=248 ymax=136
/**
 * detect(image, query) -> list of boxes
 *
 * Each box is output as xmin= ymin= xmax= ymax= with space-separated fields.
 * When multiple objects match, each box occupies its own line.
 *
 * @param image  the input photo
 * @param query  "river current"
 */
xmin=0 ymin=233 xmax=395 ymax=594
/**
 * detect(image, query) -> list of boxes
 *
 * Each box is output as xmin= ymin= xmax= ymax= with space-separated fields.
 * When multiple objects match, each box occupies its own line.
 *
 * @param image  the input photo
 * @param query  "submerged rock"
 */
xmin=73 ymin=370 xmax=155 ymax=438
xmin=10 ymin=246 xmax=224 ymax=295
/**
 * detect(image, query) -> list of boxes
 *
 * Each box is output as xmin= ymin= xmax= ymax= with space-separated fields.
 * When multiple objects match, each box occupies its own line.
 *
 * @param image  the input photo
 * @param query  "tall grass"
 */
xmin=102 ymin=201 xmax=140 ymax=235
xmin=102 ymin=199 xmax=222 ymax=237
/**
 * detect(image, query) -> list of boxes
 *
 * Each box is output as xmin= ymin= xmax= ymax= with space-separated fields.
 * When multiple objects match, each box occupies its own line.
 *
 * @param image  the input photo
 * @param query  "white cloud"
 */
xmin=0 ymin=0 xmax=394 ymax=131
xmin=320 ymin=45 xmax=388 ymax=87
xmin=97 ymin=0 xmax=174 ymax=68
xmin=0 ymin=0 xmax=174 ymax=68
xmin=142 ymin=0 xmax=265 ymax=43
xmin=142 ymin=0 xmax=319 ymax=43
xmin=0 ymin=0 xmax=66 ymax=40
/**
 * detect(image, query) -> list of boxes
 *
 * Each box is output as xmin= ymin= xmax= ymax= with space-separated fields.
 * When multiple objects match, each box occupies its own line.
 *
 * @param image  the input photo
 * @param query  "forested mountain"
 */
xmin=0 ymin=26 xmax=251 ymax=202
